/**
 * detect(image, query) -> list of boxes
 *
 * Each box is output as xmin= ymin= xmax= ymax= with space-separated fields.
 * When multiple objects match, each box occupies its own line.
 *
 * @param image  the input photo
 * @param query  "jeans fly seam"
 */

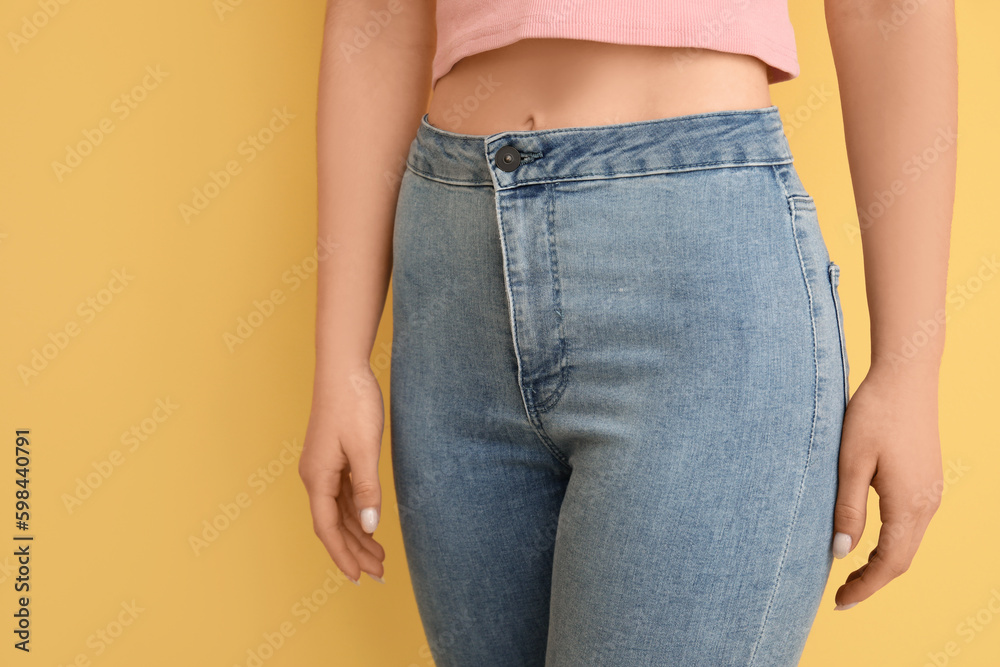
xmin=748 ymin=168 xmax=821 ymax=666
xmin=532 ymin=364 xmax=572 ymax=414
xmin=488 ymin=159 xmax=574 ymax=472
xmin=533 ymin=182 xmax=572 ymax=415
xmin=526 ymin=408 xmax=574 ymax=473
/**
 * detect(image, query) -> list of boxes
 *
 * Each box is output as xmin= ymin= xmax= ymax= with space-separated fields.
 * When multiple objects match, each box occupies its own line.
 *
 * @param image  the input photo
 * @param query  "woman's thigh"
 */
xmin=390 ymin=168 xmax=572 ymax=667
xmin=540 ymin=163 xmax=847 ymax=666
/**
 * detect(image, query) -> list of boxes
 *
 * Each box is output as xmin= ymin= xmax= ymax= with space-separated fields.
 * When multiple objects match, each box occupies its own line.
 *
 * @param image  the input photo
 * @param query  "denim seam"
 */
xmin=405 ymin=162 xmax=495 ymax=188
xmin=533 ymin=182 xmax=573 ymax=415
xmin=526 ymin=410 xmax=574 ymax=473
xmin=749 ymin=167 xmax=821 ymax=666
xmin=493 ymin=158 xmax=796 ymax=190
xmin=406 ymin=158 xmax=795 ymax=188
xmin=532 ymin=372 xmax=571 ymax=414
xmin=488 ymin=167 xmax=574 ymax=472
xmin=828 ymin=263 xmax=851 ymax=405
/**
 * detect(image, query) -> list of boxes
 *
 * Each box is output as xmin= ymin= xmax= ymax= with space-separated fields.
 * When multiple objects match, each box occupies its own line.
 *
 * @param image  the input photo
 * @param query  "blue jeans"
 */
xmin=389 ymin=106 xmax=850 ymax=666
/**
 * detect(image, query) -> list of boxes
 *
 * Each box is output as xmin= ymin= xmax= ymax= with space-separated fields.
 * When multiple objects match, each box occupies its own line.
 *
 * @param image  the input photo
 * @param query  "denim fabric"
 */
xmin=389 ymin=105 xmax=849 ymax=667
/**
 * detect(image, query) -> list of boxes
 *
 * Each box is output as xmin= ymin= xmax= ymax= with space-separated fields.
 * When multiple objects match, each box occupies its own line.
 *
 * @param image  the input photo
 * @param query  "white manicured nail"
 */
xmin=360 ymin=507 xmax=379 ymax=533
xmin=832 ymin=532 xmax=852 ymax=559
xmin=834 ymin=602 xmax=858 ymax=611
xmin=366 ymin=572 xmax=385 ymax=584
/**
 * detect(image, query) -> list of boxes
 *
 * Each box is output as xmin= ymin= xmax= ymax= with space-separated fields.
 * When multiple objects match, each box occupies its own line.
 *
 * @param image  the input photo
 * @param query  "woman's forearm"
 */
xmin=313 ymin=0 xmax=434 ymax=400
xmin=825 ymin=0 xmax=957 ymax=378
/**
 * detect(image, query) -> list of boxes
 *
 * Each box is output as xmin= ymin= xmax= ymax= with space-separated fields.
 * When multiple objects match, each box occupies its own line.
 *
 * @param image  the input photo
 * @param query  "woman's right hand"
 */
xmin=299 ymin=364 xmax=387 ymax=584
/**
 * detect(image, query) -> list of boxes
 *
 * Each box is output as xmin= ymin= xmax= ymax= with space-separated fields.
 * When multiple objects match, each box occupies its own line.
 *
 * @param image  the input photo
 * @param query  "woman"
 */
xmin=300 ymin=0 xmax=957 ymax=664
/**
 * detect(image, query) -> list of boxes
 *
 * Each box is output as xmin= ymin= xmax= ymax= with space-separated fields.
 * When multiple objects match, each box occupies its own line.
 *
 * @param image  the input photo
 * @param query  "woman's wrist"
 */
xmin=311 ymin=358 xmax=376 ymax=405
xmin=865 ymin=352 xmax=943 ymax=391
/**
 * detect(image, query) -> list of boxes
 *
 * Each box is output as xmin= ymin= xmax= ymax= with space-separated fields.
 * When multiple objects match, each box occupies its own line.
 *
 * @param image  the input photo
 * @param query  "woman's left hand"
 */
xmin=829 ymin=362 xmax=945 ymax=610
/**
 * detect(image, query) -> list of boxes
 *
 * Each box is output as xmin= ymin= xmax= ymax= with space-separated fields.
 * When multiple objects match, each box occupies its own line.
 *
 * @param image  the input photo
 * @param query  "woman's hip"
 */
xmin=390 ymin=105 xmax=848 ymax=444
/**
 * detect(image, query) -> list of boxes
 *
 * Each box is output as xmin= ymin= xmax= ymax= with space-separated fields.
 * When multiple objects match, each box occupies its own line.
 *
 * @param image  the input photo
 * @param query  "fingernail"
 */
xmin=347 ymin=574 xmax=360 ymax=585
xmin=834 ymin=602 xmax=858 ymax=611
xmin=360 ymin=507 xmax=379 ymax=533
xmin=366 ymin=572 xmax=385 ymax=584
xmin=832 ymin=532 xmax=852 ymax=559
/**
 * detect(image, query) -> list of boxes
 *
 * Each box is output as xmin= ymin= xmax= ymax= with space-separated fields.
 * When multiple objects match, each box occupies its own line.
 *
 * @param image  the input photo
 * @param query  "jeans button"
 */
xmin=495 ymin=145 xmax=521 ymax=172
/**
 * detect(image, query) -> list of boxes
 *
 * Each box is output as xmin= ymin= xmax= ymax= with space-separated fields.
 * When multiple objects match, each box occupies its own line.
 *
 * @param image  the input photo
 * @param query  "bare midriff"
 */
xmin=426 ymin=38 xmax=774 ymax=136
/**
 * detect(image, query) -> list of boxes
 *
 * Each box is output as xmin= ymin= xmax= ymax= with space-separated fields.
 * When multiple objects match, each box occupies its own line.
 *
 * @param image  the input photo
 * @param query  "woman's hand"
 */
xmin=299 ymin=363 xmax=387 ymax=584
xmin=830 ymin=362 xmax=944 ymax=609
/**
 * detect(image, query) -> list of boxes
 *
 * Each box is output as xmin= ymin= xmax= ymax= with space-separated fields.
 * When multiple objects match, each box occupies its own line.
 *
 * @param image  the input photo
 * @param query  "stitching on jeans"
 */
xmin=489 ymin=106 xmax=783 ymax=138
xmin=488 ymin=162 xmax=574 ymax=473
xmin=406 ymin=158 xmax=796 ymax=188
xmin=404 ymin=162 xmax=495 ymax=188
xmin=534 ymin=182 xmax=573 ymax=415
xmin=494 ymin=158 xmax=796 ymax=189
xmin=828 ymin=263 xmax=851 ymax=405
xmin=489 ymin=167 xmax=532 ymax=455
xmin=522 ymin=185 xmax=572 ymax=470
xmin=527 ymin=409 xmax=573 ymax=473
xmin=748 ymin=165 xmax=821 ymax=665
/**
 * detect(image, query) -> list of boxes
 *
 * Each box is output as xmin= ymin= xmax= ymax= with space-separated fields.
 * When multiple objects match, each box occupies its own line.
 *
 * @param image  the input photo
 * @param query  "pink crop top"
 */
xmin=432 ymin=1 xmax=800 ymax=89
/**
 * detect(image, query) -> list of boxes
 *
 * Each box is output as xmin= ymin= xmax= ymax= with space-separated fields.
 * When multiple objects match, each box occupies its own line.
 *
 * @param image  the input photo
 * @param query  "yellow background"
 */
xmin=0 ymin=1 xmax=994 ymax=665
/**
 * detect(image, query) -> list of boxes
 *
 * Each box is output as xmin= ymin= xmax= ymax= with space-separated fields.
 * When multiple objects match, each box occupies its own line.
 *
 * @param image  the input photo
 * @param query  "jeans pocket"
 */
xmin=827 ymin=261 xmax=850 ymax=405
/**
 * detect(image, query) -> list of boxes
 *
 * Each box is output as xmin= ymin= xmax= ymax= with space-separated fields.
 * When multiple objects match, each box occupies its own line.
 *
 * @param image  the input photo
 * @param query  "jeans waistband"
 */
xmin=406 ymin=105 xmax=794 ymax=190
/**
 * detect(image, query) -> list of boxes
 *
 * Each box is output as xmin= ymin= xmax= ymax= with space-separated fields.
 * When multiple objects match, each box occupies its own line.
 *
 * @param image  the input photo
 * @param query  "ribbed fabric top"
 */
xmin=432 ymin=1 xmax=800 ymax=89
